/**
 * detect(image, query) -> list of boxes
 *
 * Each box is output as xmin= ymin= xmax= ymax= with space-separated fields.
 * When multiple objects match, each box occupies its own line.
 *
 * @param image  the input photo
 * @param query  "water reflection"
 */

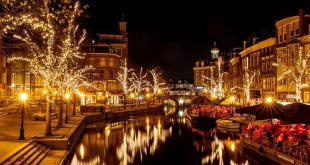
xmin=70 ymin=116 xmax=172 ymax=165
xmin=70 ymin=108 xmax=275 ymax=165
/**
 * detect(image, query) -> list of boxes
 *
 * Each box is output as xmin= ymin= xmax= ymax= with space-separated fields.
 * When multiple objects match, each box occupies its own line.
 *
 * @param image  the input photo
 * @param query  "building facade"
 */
xmin=83 ymin=20 xmax=128 ymax=105
xmin=275 ymin=10 xmax=310 ymax=102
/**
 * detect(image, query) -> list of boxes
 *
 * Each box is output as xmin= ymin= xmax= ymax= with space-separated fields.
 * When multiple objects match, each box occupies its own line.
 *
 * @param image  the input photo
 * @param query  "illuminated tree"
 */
xmin=117 ymin=58 xmax=134 ymax=109
xmin=1 ymin=0 xmax=88 ymax=136
xmin=130 ymin=67 xmax=148 ymax=97
xmin=202 ymin=57 xmax=225 ymax=99
xmin=273 ymin=45 xmax=310 ymax=102
xmin=231 ymin=66 xmax=256 ymax=105
xmin=217 ymin=57 xmax=224 ymax=99
xmin=202 ymin=67 xmax=218 ymax=99
xmin=149 ymin=68 xmax=165 ymax=104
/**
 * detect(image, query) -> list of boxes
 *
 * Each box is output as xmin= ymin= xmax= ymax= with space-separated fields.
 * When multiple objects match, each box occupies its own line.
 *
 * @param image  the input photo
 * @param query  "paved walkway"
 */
xmin=0 ymin=102 xmax=163 ymax=164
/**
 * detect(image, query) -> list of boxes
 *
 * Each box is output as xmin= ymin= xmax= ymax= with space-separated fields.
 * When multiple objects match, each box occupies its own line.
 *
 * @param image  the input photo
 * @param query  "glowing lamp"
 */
xmin=11 ymin=84 xmax=15 ymax=88
xmin=146 ymin=93 xmax=150 ymax=98
xmin=230 ymin=96 xmax=235 ymax=102
xmin=65 ymin=93 xmax=70 ymax=100
xmin=266 ymin=97 xmax=273 ymax=104
xmin=20 ymin=93 xmax=28 ymax=101
xmin=130 ymin=93 xmax=135 ymax=98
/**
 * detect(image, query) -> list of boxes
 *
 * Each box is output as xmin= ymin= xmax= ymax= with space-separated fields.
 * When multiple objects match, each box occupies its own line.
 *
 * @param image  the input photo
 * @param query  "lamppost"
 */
xmin=130 ymin=93 xmax=135 ymax=109
xmin=65 ymin=93 xmax=70 ymax=124
xmin=230 ymin=95 xmax=236 ymax=116
xmin=11 ymin=83 xmax=15 ymax=97
xmin=80 ymin=93 xmax=85 ymax=115
xmin=19 ymin=93 xmax=28 ymax=140
xmin=179 ymin=98 xmax=184 ymax=109
xmin=146 ymin=93 xmax=150 ymax=108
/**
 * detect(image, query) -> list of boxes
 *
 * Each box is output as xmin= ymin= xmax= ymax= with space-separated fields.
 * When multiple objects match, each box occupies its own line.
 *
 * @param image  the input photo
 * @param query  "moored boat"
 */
xmin=216 ymin=119 xmax=240 ymax=131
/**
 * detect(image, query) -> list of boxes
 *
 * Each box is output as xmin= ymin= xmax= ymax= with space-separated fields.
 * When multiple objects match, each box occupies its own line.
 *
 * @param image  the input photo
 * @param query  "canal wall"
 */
xmin=34 ymin=104 xmax=163 ymax=165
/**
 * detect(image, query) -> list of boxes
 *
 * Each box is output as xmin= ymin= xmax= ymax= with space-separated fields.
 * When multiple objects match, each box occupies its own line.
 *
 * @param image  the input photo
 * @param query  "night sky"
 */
xmin=83 ymin=0 xmax=310 ymax=80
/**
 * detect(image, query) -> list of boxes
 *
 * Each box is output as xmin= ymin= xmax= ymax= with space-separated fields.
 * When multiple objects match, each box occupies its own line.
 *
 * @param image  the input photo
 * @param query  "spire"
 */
xmin=121 ymin=13 xmax=125 ymax=22
xmin=118 ymin=13 xmax=127 ymax=34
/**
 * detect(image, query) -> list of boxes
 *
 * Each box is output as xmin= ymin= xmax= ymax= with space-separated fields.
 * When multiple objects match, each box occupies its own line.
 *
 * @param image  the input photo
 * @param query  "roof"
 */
xmin=240 ymin=38 xmax=276 ymax=58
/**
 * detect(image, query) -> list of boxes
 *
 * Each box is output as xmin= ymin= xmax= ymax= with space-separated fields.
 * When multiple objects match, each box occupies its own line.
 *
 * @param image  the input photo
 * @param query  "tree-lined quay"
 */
xmin=0 ymin=0 xmax=309 ymax=165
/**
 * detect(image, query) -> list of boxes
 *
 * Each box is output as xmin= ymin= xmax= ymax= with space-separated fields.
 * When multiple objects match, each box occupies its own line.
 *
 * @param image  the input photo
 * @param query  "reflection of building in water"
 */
xmin=116 ymin=122 xmax=172 ymax=165
xmin=70 ymin=117 xmax=172 ymax=165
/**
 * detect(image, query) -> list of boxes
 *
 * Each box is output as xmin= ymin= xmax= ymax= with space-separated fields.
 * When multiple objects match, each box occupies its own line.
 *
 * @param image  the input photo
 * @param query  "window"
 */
xmin=88 ymin=57 xmax=95 ymax=66
xmin=108 ymin=70 xmax=113 ymax=78
xmin=257 ymin=53 xmax=259 ymax=66
xmin=109 ymin=58 xmax=116 ymax=67
xmin=99 ymin=70 xmax=104 ymax=79
xmin=262 ymin=63 xmax=265 ymax=72
xmin=99 ymin=58 xmax=106 ymax=67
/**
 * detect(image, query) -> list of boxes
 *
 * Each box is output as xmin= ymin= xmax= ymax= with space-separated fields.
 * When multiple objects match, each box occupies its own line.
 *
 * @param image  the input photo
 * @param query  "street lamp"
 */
xmin=179 ymin=98 xmax=184 ymax=109
xmin=65 ymin=93 xmax=70 ymax=124
xmin=19 ymin=93 xmax=28 ymax=140
xmin=230 ymin=96 xmax=236 ymax=115
xmin=266 ymin=96 xmax=273 ymax=104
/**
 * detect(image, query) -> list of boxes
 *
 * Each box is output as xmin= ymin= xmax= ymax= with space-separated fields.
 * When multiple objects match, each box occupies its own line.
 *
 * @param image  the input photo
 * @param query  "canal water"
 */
xmin=69 ymin=107 xmax=278 ymax=165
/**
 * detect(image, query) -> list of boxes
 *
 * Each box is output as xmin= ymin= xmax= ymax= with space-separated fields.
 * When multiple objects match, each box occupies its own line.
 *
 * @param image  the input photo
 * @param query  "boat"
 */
xmin=216 ymin=119 xmax=240 ymax=131
xmin=185 ymin=111 xmax=217 ymax=128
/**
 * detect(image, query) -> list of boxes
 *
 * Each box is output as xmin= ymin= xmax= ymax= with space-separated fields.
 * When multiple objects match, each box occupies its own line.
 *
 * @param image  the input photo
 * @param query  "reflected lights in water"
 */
xmin=116 ymin=124 xmax=172 ymax=165
xmin=79 ymin=144 xmax=85 ymax=160
xmin=231 ymin=143 xmax=235 ymax=152
xmin=202 ymin=136 xmax=224 ymax=165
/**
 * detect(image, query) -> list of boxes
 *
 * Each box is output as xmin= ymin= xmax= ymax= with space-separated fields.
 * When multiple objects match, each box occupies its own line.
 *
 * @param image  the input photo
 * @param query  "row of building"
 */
xmin=193 ymin=9 xmax=310 ymax=104
xmin=0 ymin=18 xmax=129 ymax=105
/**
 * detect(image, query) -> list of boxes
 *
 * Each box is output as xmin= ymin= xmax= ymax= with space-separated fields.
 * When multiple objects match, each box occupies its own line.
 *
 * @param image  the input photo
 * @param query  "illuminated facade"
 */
xmin=240 ymin=38 xmax=276 ymax=103
xmin=275 ymin=10 xmax=310 ymax=102
xmin=83 ymin=19 xmax=128 ymax=104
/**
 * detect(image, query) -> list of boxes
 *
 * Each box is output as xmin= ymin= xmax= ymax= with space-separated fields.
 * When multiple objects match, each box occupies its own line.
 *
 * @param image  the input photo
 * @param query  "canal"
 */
xmin=69 ymin=107 xmax=278 ymax=165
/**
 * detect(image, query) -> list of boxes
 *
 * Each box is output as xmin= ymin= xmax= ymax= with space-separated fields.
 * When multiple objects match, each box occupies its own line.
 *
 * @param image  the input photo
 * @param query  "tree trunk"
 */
xmin=153 ymin=95 xmax=155 ymax=104
xmin=45 ymin=90 xmax=52 ymax=136
xmin=73 ymin=93 xmax=76 ymax=116
xmin=123 ymin=94 xmax=127 ymax=110
xmin=296 ymin=81 xmax=302 ymax=102
xmin=57 ymin=97 xmax=63 ymax=127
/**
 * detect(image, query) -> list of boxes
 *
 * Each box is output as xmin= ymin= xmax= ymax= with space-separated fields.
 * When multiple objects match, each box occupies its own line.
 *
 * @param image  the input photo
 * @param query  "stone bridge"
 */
xmin=163 ymin=95 xmax=198 ymax=107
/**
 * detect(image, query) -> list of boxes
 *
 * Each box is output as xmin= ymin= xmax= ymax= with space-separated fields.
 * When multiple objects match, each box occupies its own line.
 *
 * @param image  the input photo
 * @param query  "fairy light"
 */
xmin=273 ymin=46 xmax=310 ymax=102
xmin=1 ymin=0 xmax=93 ymax=135
xmin=149 ymin=68 xmax=166 ymax=95
xmin=117 ymin=58 xmax=134 ymax=96
xmin=129 ymin=67 xmax=148 ymax=97
xmin=230 ymin=66 xmax=256 ymax=105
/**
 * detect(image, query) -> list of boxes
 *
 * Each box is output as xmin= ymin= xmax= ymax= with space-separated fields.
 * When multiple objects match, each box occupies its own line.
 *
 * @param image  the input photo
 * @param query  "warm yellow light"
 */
xmin=11 ymin=84 xmax=15 ymax=88
xmin=79 ymin=144 xmax=85 ymax=160
xmin=80 ymin=93 xmax=85 ymax=97
xmin=266 ymin=97 xmax=273 ymax=104
xmin=130 ymin=93 xmax=135 ymax=98
xmin=146 ymin=118 xmax=149 ymax=124
xmin=157 ymin=89 xmax=161 ymax=94
xmin=230 ymin=96 xmax=235 ymax=102
xmin=65 ymin=93 xmax=70 ymax=100
xmin=231 ymin=143 xmax=235 ymax=152
xmin=54 ymin=91 xmax=58 ymax=95
xmin=146 ymin=93 xmax=150 ymax=98
xmin=20 ymin=93 xmax=28 ymax=101
xmin=43 ymin=90 xmax=47 ymax=94
xmin=146 ymin=87 xmax=149 ymax=92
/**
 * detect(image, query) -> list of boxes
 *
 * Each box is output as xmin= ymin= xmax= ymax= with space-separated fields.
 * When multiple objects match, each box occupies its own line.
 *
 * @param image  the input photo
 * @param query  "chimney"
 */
xmin=118 ymin=13 xmax=127 ymax=34
xmin=243 ymin=41 xmax=247 ymax=50
xmin=299 ymin=9 xmax=305 ymax=37
xmin=253 ymin=37 xmax=259 ymax=45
